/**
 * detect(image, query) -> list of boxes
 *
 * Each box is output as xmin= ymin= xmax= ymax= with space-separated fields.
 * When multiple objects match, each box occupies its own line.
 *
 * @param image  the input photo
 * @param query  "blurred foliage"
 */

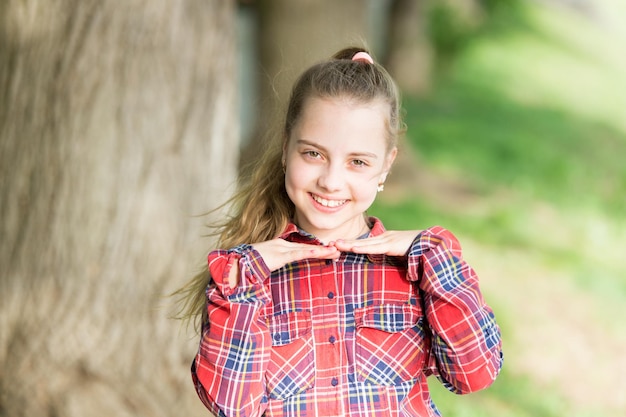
xmin=427 ymin=3 xmax=474 ymax=61
xmin=428 ymin=368 xmax=568 ymax=417
xmin=427 ymin=0 xmax=527 ymax=64
xmin=377 ymin=0 xmax=626 ymax=223
xmin=404 ymin=76 xmax=626 ymax=215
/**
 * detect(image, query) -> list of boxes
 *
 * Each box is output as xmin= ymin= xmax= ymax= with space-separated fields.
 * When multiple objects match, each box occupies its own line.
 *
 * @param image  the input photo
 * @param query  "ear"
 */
xmin=380 ymin=147 xmax=398 ymax=182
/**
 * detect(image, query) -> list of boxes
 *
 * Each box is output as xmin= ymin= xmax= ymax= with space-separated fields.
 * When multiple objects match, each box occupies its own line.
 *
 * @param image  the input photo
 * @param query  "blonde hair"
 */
xmin=174 ymin=47 xmax=404 ymax=329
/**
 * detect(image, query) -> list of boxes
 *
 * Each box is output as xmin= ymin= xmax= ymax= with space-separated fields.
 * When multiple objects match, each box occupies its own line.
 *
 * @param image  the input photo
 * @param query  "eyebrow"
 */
xmin=296 ymin=139 xmax=379 ymax=159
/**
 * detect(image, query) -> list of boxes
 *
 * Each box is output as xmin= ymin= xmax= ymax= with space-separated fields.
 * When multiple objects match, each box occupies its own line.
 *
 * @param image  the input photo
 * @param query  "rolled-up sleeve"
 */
xmin=407 ymin=226 xmax=503 ymax=394
xmin=192 ymin=245 xmax=273 ymax=417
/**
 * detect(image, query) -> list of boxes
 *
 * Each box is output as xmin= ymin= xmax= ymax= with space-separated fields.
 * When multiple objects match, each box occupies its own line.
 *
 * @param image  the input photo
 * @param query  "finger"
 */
xmin=287 ymin=245 xmax=340 ymax=263
xmin=332 ymin=238 xmax=389 ymax=254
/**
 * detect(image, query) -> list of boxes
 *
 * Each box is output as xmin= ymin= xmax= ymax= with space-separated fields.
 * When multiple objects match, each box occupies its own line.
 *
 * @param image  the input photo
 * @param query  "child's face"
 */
xmin=283 ymin=96 xmax=397 ymax=243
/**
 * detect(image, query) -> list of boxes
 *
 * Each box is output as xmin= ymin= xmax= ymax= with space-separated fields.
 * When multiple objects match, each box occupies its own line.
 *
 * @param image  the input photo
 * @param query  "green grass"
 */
xmin=371 ymin=1 xmax=626 ymax=416
xmin=404 ymin=85 xmax=626 ymax=214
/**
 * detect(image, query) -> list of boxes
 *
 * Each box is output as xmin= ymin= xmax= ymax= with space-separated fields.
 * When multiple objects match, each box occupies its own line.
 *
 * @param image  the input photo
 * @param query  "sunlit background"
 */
xmin=1 ymin=1 xmax=624 ymax=416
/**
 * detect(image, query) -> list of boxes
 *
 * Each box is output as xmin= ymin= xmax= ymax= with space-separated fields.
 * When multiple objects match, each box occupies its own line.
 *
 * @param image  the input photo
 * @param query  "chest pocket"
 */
xmin=353 ymin=304 xmax=427 ymax=386
xmin=265 ymin=311 xmax=315 ymax=399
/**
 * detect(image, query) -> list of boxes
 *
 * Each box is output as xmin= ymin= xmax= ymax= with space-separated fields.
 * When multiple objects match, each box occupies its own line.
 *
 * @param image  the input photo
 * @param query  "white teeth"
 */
xmin=312 ymin=194 xmax=346 ymax=208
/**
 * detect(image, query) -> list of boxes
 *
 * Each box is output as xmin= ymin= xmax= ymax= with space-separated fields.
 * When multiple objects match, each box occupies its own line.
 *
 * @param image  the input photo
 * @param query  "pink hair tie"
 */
xmin=352 ymin=51 xmax=374 ymax=64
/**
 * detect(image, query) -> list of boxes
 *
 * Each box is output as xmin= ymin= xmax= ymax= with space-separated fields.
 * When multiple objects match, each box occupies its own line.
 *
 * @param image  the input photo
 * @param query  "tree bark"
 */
xmin=0 ymin=1 xmax=237 ymax=416
xmin=384 ymin=0 xmax=434 ymax=96
xmin=240 ymin=0 xmax=367 ymax=167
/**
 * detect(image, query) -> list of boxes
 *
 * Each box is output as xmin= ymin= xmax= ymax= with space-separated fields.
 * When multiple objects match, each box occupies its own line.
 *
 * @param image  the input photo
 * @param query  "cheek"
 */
xmin=351 ymin=177 xmax=379 ymax=201
xmin=284 ymin=164 xmax=309 ymax=199
xmin=284 ymin=171 xmax=296 ymax=197
xmin=286 ymin=162 xmax=305 ymax=184
xmin=285 ymin=156 xmax=321 ymax=185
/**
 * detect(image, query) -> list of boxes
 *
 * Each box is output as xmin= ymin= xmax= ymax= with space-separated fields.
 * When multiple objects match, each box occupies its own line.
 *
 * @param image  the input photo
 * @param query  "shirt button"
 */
xmin=325 ymin=259 xmax=333 ymax=265
xmin=329 ymin=336 xmax=336 ymax=344
xmin=327 ymin=292 xmax=334 ymax=299
xmin=331 ymin=378 xmax=339 ymax=386
xmin=273 ymin=333 xmax=281 ymax=342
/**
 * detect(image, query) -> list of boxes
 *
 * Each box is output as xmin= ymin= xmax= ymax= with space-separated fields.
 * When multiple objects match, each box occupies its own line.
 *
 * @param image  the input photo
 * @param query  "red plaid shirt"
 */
xmin=192 ymin=218 xmax=502 ymax=417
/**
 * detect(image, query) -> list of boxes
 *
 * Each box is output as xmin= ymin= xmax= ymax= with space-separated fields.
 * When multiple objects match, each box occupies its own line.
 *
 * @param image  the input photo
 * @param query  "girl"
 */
xmin=180 ymin=47 xmax=502 ymax=417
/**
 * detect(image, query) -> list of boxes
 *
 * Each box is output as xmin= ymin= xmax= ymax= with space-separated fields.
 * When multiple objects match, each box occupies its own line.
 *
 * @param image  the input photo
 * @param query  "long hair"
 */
xmin=173 ymin=46 xmax=404 ymax=330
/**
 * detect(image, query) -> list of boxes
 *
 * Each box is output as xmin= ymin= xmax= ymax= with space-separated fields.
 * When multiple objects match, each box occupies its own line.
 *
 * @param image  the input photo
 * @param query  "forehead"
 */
xmin=291 ymin=97 xmax=389 ymax=153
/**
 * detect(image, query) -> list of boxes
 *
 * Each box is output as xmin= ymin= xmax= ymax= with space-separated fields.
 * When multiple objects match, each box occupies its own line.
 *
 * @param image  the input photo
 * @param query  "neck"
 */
xmin=294 ymin=215 xmax=370 ymax=244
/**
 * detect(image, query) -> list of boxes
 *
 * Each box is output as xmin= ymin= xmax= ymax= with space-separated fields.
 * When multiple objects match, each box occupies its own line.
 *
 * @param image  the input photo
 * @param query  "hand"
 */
xmin=331 ymin=230 xmax=421 ymax=257
xmin=227 ymin=239 xmax=340 ymax=288
xmin=253 ymin=239 xmax=340 ymax=272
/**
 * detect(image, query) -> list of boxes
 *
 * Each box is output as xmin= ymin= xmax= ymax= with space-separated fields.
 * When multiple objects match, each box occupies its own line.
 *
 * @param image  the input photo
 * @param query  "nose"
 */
xmin=317 ymin=163 xmax=344 ymax=192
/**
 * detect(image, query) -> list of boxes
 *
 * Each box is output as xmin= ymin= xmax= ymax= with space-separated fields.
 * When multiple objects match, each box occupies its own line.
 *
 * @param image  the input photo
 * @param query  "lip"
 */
xmin=309 ymin=193 xmax=348 ymax=211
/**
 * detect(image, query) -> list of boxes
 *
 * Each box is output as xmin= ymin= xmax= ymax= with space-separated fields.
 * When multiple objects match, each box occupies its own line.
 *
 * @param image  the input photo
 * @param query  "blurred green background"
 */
xmin=371 ymin=1 xmax=626 ymax=415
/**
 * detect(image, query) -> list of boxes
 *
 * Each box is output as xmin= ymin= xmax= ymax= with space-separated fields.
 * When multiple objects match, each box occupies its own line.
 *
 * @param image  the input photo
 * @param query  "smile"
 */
xmin=311 ymin=194 xmax=347 ymax=208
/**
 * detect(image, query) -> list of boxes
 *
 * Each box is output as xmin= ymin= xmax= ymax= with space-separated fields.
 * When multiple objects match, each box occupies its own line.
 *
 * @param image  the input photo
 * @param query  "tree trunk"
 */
xmin=240 ymin=0 xmax=367 ymax=167
xmin=0 ymin=1 xmax=238 ymax=416
xmin=384 ymin=0 xmax=434 ymax=96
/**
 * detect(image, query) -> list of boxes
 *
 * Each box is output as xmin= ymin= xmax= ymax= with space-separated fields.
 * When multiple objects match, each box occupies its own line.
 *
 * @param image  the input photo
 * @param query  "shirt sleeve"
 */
xmin=192 ymin=244 xmax=273 ymax=417
xmin=406 ymin=226 xmax=503 ymax=394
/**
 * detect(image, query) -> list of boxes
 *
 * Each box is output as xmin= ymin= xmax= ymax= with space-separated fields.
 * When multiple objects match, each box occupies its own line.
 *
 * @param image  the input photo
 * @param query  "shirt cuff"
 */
xmin=220 ymin=244 xmax=271 ymax=301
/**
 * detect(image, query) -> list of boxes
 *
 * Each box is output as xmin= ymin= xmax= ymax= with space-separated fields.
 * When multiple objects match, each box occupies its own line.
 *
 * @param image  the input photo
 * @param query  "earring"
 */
xmin=377 ymin=183 xmax=385 ymax=192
